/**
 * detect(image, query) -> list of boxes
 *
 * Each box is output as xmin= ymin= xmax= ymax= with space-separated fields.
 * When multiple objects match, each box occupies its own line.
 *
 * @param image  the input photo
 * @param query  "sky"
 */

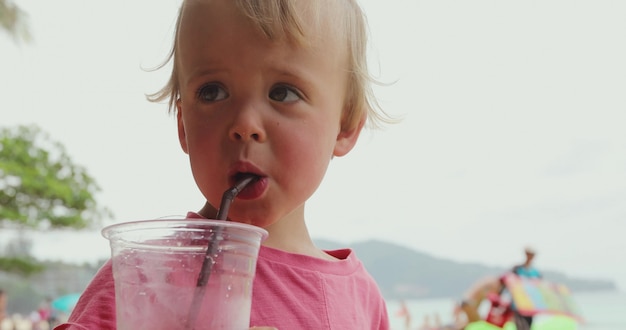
xmin=2 ymin=1 xmax=625 ymax=290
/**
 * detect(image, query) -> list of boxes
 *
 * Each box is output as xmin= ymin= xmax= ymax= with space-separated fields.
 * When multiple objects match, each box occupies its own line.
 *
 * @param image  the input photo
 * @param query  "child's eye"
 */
xmin=269 ymin=85 xmax=301 ymax=102
xmin=197 ymin=83 xmax=228 ymax=102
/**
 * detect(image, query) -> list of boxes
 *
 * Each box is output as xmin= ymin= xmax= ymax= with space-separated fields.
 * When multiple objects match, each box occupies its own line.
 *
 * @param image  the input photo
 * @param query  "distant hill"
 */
xmin=315 ymin=239 xmax=617 ymax=300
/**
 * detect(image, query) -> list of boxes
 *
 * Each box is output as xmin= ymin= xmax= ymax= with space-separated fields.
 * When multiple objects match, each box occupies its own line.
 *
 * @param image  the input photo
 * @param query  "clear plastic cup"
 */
xmin=102 ymin=219 xmax=268 ymax=330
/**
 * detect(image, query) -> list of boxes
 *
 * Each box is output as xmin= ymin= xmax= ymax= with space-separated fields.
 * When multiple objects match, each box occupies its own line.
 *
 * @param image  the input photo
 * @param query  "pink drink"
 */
xmin=103 ymin=219 xmax=267 ymax=330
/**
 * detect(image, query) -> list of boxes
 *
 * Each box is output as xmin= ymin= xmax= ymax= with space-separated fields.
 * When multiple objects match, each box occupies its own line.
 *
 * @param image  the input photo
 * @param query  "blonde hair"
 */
xmin=147 ymin=0 xmax=393 ymax=130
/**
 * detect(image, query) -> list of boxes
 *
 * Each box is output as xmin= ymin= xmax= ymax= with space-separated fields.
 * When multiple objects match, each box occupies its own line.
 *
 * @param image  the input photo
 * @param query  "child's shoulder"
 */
xmin=257 ymin=245 xmax=370 ymax=277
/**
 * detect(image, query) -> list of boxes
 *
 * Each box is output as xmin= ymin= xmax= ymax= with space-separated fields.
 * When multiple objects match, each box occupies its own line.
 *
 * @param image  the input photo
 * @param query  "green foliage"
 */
xmin=0 ymin=125 xmax=112 ymax=275
xmin=0 ymin=257 xmax=44 ymax=276
xmin=0 ymin=125 xmax=111 ymax=230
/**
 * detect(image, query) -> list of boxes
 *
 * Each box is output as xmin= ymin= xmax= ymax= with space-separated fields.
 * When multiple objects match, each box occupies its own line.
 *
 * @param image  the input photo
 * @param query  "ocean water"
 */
xmin=385 ymin=291 xmax=626 ymax=330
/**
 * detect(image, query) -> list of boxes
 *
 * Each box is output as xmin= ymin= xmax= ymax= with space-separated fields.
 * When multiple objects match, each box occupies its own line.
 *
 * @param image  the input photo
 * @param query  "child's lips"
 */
xmin=235 ymin=175 xmax=267 ymax=200
xmin=227 ymin=162 xmax=267 ymax=200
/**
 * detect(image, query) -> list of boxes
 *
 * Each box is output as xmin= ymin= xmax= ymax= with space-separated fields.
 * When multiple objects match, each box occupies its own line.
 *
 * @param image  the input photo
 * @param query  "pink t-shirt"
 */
xmin=250 ymin=245 xmax=389 ymax=329
xmin=55 ymin=215 xmax=389 ymax=330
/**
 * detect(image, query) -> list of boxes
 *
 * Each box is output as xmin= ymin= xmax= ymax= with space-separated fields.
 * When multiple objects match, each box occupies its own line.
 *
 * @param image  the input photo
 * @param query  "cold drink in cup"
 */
xmin=102 ymin=219 xmax=267 ymax=330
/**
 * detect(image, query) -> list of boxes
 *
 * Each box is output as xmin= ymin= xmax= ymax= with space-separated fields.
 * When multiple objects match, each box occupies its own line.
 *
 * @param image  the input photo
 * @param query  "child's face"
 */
xmin=176 ymin=0 xmax=363 ymax=227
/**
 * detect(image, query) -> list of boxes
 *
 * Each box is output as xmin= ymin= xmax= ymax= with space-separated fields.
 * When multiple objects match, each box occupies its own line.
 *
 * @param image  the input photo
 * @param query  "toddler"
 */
xmin=56 ymin=0 xmax=392 ymax=328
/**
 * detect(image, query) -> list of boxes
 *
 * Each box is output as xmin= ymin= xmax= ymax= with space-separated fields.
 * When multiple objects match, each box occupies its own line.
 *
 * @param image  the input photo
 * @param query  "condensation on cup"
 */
xmin=102 ymin=219 xmax=268 ymax=330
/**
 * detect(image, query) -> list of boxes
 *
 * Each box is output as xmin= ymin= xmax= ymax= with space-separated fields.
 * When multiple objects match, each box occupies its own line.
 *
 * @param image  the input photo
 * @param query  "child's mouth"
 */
xmin=231 ymin=172 xmax=259 ymax=185
xmin=229 ymin=172 xmax=266 ymax=200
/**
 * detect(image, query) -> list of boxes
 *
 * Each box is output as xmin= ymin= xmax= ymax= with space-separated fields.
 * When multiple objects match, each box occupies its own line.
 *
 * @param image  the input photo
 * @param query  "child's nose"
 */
xmin=228 ymin=106 xmax=266 ymax=142
xmin=230 ymin=128 xmax=263 ymax=142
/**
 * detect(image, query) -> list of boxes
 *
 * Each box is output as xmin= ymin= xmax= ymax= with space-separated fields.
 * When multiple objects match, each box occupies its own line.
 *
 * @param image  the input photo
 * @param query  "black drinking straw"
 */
xmin=185 ymin=174 xmax=257 ymax=329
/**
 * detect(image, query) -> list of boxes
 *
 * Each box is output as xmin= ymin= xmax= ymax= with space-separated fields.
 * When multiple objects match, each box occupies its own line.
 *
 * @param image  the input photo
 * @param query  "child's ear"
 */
xmin=333 ymin=115 xmax=366 ymax=157
xmin=176 ymin=99 xmax=189 ymax=154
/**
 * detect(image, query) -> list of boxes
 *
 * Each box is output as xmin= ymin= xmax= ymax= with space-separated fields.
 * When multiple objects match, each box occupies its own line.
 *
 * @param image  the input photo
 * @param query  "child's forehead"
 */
xmin=176 ymin=1 xmax=350 ymax=82
xmin=181 ymin=0 xmax=347 ymax=46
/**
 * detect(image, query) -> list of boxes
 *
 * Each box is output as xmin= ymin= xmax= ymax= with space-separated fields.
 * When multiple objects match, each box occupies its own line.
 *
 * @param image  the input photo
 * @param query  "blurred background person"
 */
xmin=510 ymin=246 xmax=542 ymax=330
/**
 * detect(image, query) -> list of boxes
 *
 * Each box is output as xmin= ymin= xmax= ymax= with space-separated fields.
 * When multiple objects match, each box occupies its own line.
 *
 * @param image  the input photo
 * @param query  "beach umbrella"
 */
xmin=51 ymin=293 xmax=81 ymax=313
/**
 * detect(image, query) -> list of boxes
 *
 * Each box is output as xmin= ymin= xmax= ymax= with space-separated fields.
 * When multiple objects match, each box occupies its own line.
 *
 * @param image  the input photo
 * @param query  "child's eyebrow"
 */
xmin=272 ymin=67 xmax=307 ymax=80
xmin=269 ymin=67 xmax=318 ymax=97
xmin=183 ymin=67 xmax=229 ymax=85
xmin=269 ymin=63 xmax=319 ymax=83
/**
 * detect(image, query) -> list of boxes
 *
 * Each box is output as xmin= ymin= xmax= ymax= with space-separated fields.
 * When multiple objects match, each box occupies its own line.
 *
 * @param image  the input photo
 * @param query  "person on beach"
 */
xmin=510 ymin=247 xmax=542 ymax=330
xmin=55 ymin=0 xmax=392 ymax=329
xmin=512 ymin=246 xmax=541 ymax=279
xmin=396 ymin=300 xmax=412 ymax=329
xmin=458 ymin=276 xmax=509 ymax=327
